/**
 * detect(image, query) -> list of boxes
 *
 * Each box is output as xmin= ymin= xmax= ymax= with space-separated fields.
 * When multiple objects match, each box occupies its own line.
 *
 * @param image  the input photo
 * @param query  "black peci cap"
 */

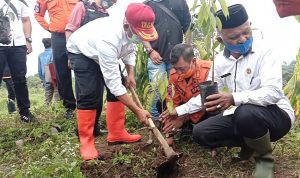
xmin=216 ymin=4 xmax=248 ymax=29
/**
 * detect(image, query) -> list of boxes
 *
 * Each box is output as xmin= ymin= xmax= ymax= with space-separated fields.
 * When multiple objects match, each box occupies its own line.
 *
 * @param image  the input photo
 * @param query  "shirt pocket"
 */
xmin=47 ymin=0 xmax=58 ymax=11
xmin=220 ymin=73 xmax=233 ymax=90
xmin=66 ymin=0 xmax=78 ymax=4
xmin=248 ymin=76 xmax=261 ymax=90
xmin=66 ymin=0 xmax=78 ymax=8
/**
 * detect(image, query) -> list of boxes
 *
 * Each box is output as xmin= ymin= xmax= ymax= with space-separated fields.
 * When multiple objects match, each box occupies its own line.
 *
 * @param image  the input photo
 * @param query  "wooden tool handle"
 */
xmin=129 ymin=87 xmax=144 ymax=109
xmin=129 ymin=87 xmax=176 ymax=158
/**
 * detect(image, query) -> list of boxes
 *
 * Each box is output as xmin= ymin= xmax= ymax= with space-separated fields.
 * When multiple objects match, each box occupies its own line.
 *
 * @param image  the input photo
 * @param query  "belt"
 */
xmin=51 ymin=32 xmax=65 ymax=36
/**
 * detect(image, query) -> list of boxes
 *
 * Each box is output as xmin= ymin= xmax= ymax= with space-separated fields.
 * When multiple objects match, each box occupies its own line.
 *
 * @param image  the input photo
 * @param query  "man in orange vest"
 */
xmin=161 ymin=44 xmax=211 ymax=146
xmin=34 ymin=0 xmax=78 ymax=119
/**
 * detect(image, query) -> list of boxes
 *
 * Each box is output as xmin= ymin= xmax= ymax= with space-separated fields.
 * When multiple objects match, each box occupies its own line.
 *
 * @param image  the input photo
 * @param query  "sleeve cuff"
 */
xmin=232 ymin=92 xmax=247 ymax=106
xmin=65 ymin=24 xmax=76 ymax=32
xmin=111 ymin=85 xmax=127 ymax=97
xmin=175 ymin=104 xmax=189 ymax=116
xmin=123 ymin=54 xmax=135 ymax=66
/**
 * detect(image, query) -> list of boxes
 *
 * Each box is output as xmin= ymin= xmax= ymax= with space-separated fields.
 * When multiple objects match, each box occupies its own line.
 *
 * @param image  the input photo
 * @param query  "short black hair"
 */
xmin=170 ymin=44 xmax=194 ymax=65
xmin=42 ymin=38 xmax=51 ymax=48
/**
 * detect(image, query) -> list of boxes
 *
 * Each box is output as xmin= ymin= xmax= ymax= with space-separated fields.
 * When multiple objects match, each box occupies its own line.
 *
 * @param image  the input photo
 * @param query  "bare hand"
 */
xmin=136 ymin=109 xmax=151 ymax=126
xmin=125 ymin=74 xmax=136 ymax=88
xmin=160 ymin=109 xmax=178 ymax=123
xmin=204 ymin=93 xmax=234 ymax=112
xmin=149 ymin=50 xmax=163 ymax=64
xmin=162 ymin=117 xmax=185 ymax=133
xmin=26 ymin=42 xmax=32 ymax=54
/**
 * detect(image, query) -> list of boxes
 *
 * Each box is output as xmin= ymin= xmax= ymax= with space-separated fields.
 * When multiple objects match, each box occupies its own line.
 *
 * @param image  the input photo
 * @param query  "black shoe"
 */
xmin=93 ymin=124 xmax=108 ymax=137
xmin=75 ymin=128 xmax=107 ymax=137
xmin=20 ymin=113 xmax=35 ymax=123
xmin=7 ymin=99 xmax=16 ymax=114
xmin=64 ymin=109 xmax=75 ymax=119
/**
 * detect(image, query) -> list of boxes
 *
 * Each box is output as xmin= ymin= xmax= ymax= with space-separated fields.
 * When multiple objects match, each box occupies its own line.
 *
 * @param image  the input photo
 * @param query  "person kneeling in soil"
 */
xmin=160 ymin=44 xmax=211 ymax=147
xmin=66 ymin=3 xmax=157 ymax=161
xmin=161 ymin=4 xmax=295 ymax=178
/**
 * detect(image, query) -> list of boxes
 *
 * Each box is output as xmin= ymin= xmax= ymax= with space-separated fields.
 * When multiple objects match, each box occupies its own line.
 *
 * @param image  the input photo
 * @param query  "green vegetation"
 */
xmin=285 ymin=49 xmax=300 ymax=116
xmin=0 ymin=76 xmax=299 ymax=177
xmin=282 ymin=60 xmax=296 ymax=86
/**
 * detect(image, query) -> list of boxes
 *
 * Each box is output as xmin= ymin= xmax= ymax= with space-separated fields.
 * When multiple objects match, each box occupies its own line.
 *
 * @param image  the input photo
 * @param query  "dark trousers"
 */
xmin=69 ymin=53 xmax=105 ymax=126
xmin=3 ymin=78 xmax=15 ymax=100
xmin=0 ymin=46 xmax=30 ymax=115
xmin=51 ymin=32 xmax=76 ymax=110
xmin=192 ymin=104 xmax=291 ymax=148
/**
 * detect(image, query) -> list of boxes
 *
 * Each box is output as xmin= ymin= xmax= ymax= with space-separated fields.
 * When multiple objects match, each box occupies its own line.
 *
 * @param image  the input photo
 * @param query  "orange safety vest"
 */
xmin=168 ymin=59 xmax=211 ymax=123
xmin=34 ymin=0 xmax=78 ymax=32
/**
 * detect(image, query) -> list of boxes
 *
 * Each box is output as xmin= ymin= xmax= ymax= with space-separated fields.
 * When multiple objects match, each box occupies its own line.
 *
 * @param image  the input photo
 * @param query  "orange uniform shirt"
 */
xmin=34 ymin=0 xmax=78 ymax=32
xmin=169 ymin=59 xmax=211 ymax=123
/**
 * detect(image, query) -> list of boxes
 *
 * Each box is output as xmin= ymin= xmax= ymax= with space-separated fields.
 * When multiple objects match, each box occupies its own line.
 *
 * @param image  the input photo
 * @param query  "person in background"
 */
xmin=143 ymin=0 xmax=191 ymax=122
xmin=38 ymin=38 xmax=60 ymax=105
xmin=273 ymin=0 xmax=300 ymax=17
xmin=65 ymin=0 xmax=117 ymax=40
xmin=0 ymin=0 xmax=34 ymax=122
xmin=65 ymin=0 xmax=117 ymax=136
xmin=34 ymin=0 xmax=78 ymax=119
xmin=2 ymin=61 xmax=16 ymax=114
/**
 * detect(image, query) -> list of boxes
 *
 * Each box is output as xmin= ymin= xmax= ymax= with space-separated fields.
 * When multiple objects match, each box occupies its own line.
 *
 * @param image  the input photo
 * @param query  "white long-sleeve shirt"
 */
xmin=176 ymin=42 xmax=295 ymax=124
xmin=67 ymin=16 xmax=136 ymax=97
xmin=0 ymin=0 xmax=30 ymax=46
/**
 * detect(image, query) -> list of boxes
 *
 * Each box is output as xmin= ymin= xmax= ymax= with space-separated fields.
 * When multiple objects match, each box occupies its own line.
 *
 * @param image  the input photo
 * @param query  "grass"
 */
xmin=0 ymin=85 xmax=299 ymax=178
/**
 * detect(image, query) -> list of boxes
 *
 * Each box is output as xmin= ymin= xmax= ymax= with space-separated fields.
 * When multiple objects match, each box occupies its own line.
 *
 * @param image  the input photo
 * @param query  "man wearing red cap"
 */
xmin=66 ymin=3 xmax=157 ymax=160
xmin=65 ymin=0 xmax=117 ymax=137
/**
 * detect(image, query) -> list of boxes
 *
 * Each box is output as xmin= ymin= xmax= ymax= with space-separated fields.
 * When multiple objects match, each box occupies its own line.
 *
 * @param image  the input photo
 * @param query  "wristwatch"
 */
xmin=25 ymin=37 xmax=32 ymax=43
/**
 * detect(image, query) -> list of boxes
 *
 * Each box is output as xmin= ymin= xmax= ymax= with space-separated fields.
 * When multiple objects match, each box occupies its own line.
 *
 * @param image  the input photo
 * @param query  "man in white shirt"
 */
xmin=0 ymin=0 xmax=34 ymax=122
xmin=67 ymin=3 xmax=158 ymax=161
xmin=161 ymin=4 xmax=295 ymax=178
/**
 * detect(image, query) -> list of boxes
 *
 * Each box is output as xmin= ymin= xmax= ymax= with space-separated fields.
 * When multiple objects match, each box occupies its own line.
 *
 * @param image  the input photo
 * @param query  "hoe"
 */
xmin=129 ymin=87 xmax=183 ymax=178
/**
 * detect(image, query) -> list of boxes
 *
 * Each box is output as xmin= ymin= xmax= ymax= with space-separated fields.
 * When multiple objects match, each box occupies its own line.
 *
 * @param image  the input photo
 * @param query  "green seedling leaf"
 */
xmin=190 ymin=0 xmax=200 ymax=12
xmin=295 ymin=15 xmax=300 ymax=23
xmin=167 ymin=100 xmax=173 ymax=113
xmin=212 ymin=40 xmax=220 ymax=50
xmin=143 ymin=84 xmax=150 ymax=102
xmin=218 ymin=0 xmax=229 ymax=18
xmin=216 ymin=17 xmax=222 ymax=31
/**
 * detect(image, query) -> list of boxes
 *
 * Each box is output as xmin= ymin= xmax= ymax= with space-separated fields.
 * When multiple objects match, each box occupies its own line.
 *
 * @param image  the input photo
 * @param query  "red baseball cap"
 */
xmin=125 ymin=3 xmax=158 ymax=41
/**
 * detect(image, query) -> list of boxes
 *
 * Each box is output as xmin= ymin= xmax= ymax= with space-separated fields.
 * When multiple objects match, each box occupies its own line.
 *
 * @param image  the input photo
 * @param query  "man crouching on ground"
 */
xmin=160 ymin=4 xmax=295 ymax=178
xmin=160 ymin=44 xmax=211 ymax=147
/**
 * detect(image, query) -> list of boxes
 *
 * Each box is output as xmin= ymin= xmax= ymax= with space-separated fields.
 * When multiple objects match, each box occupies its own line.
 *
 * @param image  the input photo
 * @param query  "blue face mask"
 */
xmin=223 ymin=37 xmax=253 ymax=55
xmin=101 ymin=0 xmax=114 ymax=9
xmin=130 ymin=34 xmax=142 ymax=44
